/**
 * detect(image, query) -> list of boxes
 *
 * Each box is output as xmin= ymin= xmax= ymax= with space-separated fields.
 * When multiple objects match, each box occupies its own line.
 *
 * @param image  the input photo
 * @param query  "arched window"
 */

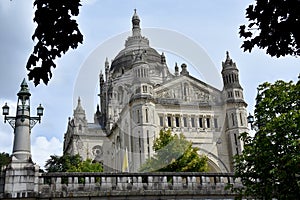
xmin=240 ymin=113 xmax=244 ymax=126
xmin=206 ymin=118 xmax=210 ymax=128
xmin=137 ymin=109 xmax=140 ymax=123
xmin=231 ymin=113 xmax=235 ymax=126
xmin=145 ymin=108 xmax=149 ymax=123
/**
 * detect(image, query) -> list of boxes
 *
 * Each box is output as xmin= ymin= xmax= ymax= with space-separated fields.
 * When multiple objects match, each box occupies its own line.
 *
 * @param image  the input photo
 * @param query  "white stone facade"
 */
xmin=63 ymin=11 xmax=248 ymax=173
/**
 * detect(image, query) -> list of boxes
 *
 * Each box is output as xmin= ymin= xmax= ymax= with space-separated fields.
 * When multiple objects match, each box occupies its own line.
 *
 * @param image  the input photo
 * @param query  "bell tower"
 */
xmin=221 ymin=51 xmax=248 ymax=171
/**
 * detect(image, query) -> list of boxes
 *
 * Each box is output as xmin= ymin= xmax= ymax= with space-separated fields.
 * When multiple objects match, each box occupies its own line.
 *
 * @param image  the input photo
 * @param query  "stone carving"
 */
xmin=92 ymin=145 xmax=103 ymax=162
xmin=76 ymin=137 xmax=84 ymax=150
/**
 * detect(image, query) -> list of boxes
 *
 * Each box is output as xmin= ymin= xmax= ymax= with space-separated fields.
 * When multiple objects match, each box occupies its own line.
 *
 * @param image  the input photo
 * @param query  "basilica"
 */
xmin=63 ymin=10 xmax=249 ymax=173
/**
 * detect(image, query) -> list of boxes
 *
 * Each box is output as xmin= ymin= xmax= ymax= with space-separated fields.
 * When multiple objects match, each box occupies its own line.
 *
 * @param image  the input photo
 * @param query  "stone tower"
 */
xmin=221 ymin=51 xmax=248 ymax=170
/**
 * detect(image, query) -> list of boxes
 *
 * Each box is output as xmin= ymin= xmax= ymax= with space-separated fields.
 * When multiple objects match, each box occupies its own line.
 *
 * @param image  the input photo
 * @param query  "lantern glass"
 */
xmin=37 ymin=104 xmax=44 ymax=116
xmin=247 ymin=113 xmax=254 ymax=124
xmin=2 ymin=103 xmax=9 ymax=116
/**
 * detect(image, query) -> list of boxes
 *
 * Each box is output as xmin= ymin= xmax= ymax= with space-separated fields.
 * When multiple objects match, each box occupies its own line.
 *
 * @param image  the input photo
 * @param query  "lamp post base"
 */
xmin=3 ymin=161 xmax=40 ymax=198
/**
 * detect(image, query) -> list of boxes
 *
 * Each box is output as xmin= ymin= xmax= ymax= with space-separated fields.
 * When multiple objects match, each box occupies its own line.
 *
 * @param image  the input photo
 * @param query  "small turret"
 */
xmin=105 ymin=57 xmax=110 ymax=81
xmin=161 ymin=52 xmax=166 ymax=65
xmin=221 ymin=51 xmax=241 ymax=89
xmin=74 ymin=97 xmax=85 ymax=117
xmin=132 ymin=9 xmax=141 ymax=37
xmin=94 ymin=104 xmax=101 ymax=125
xmin=174 ymin=63 xmax=179 ymax=76
xmin=180 ymin=63 xmax=189 ymax=76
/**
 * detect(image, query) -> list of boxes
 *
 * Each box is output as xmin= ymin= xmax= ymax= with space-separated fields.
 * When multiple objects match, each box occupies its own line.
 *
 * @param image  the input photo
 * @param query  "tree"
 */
xmin=45 ymin=154 xmax=103 ymax=173
xmin=140 ymin=129 xmax=208 ymax=172
xmin=233 ymin=77 xmax=300 ymax=199
xmin=240 ymin=0 xmax=300 ymax=57
xmin=0 ymin=152 xmax=10 ymax=171
xmin=68 ymin=159 xmax=103 ymax=173
xmin=27 ymin=0 xmax=83 ymax=86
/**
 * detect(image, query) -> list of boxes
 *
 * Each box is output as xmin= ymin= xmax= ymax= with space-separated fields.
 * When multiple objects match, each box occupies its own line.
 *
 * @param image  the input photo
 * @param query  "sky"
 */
xmin=0 ymin=0 xmax=299 ymax=168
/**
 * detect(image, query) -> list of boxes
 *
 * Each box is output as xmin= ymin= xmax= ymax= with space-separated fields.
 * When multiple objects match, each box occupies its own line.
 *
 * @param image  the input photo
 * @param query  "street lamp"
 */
xmin=37 ymin=104 xmax=44 ymax=117
xmin=2 ymin=79 xmax=44 ymax=162
xmin=247 ymin=113 xmax=255 ymax=130
xmin=2 ymin=103 xmax=9 ymax=116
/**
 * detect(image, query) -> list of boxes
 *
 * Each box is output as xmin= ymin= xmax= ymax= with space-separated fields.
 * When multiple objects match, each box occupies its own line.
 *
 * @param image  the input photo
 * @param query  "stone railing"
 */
xmin=37 ymin=172 xmax=242 ymax=199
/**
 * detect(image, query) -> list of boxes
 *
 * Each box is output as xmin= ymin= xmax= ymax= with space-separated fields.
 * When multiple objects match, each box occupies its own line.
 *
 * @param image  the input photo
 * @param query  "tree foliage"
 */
xmin=27 ymin=0 xmax=83 ymax=86
xmin=233 ymin=77 xmax=300 ymax=199
xmin=68 ymin=159 xmax=103 ymax=173
xmin=0 ymin=152 xmax=10 ymax=171
xmin=45 ymin=154 xmax=103 ymax=173
xmin=240 ymin=0 xmax=300 ymax=57
xmin=140 ymin=129 xmax=208 ymax=172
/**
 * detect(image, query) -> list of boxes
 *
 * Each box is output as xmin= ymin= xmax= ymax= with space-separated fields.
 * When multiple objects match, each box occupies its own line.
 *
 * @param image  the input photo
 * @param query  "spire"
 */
xmin=221 ymin=51 xmax=242 ymax=90
xmin=174 ymin=62 xmax=179 ymax=76
xmin=100 ymin=71 xmax=104 ymax=83
xmin=225 ymin=51 xmax=233 ymax=66
xmin=105 ymin=57 xmax=109 ymax=69
xmin=161 ymin=52 xmax=166 ymax=65
xmin=75 ymin=97 xmax=84 ymax=113
xmin=18 ymin=78 xmax=31 ymax=97
xmin=105 ymin=58 xmax=110 ymax=81
xmin=132 ymin=9 xmax=141 ymax=36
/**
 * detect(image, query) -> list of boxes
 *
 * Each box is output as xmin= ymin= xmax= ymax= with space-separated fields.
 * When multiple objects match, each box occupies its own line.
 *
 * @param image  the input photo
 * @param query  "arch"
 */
xmin=207 ymin=158 xmax=222 ymax=173
xmin=197 ymin=148 xmax=230 ymax=173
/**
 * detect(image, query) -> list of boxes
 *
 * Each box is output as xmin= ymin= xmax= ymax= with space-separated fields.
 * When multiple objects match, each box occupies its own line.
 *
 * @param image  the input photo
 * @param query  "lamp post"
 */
xmin=247 ymin=113 xmax=255 ymax=130
xmin=2 ymin=78 xmax=44 ymax=162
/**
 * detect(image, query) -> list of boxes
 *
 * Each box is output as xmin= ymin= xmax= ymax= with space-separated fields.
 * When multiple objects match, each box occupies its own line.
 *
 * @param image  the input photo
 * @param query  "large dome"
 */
xmin=110 ymin=10 xmax=161 ymax=74
xmin=110 ymin=46 xmax=161 ymax=73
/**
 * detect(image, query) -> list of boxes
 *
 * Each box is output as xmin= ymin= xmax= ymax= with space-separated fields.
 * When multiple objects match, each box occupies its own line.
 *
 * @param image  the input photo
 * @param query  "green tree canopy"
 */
xmin=27 ymin=0 xmax=83 ymax=86
xmin=0 ymin=152 xmax=10 ymax=171
xmin=233 ymin=77 xmax=300 ymax=199
xmin=68 ymin=159 xmax=103 ymax=173
xmin=140 ymin=129 xmax=208 ymax=172
xmin=240 ymin=0 xmax=300 ymax=57
xmin=45 ymin=154 xmax=103 ymax=173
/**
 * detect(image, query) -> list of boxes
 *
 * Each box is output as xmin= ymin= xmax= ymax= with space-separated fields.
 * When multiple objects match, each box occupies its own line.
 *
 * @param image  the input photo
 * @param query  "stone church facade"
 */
xmin=63 ymin=10 xmax=248 ymax=173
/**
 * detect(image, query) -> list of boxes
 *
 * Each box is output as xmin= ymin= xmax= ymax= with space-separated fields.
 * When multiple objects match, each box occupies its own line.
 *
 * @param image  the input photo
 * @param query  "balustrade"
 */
xmin=0 ymin=172 xmax=241 ymax=198
xmin=37 ymin=172 xmax=241 ymax=198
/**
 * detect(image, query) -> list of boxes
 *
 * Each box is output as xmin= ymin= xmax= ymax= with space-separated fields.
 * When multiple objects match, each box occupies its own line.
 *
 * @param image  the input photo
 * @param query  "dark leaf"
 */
xmin=27 ymin=0 xmax=83 ymax=86
xmin=240 ymin=0 xmax=300 ymax=57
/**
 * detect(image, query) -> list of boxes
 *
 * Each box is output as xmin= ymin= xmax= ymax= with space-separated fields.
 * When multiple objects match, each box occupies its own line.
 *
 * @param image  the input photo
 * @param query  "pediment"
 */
xmin=154 ymin=76 xmax=221 ymax=103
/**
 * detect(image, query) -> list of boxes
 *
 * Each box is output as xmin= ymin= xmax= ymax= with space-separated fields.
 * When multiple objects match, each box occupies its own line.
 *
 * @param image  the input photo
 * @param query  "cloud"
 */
xmin=31 ymin=136 xmax=63 ymax=169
